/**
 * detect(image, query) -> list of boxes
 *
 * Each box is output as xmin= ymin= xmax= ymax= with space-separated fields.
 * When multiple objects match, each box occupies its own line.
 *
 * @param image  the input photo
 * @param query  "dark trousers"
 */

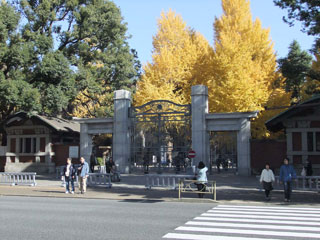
xmin=65 ymin=176 xmax=74 ymax=192
xmin=197 ymin=184 xmax=206 ymax=198
xmin=263 ymin=181 xmax=272 ymax=198
xmin=284 ymin=181 xmax=292 ymax=200
xmin=265 ymin=189 xmax=270 ymax=198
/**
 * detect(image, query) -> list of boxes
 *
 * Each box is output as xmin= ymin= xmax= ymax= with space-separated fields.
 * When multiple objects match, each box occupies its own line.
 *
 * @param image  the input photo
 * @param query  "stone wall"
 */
xmin=5 ymin=162 xmax=56 ymax=173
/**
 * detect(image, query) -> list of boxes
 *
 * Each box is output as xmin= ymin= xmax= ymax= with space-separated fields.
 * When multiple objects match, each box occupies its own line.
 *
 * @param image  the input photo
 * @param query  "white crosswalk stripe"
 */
xmin=162 ymin=205 xmax=320 ymax=240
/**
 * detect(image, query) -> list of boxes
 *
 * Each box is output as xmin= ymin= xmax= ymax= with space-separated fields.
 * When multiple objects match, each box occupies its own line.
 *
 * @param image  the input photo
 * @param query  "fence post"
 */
xmin=214 ymin=181 xmax=216 ymax=201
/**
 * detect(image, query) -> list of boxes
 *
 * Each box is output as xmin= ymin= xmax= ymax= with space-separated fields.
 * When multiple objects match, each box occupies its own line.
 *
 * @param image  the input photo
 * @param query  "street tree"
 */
xmin=301 ymin=50 xmax=320 ymax=99
xmin=209 ymin=0 xmax=277 ymax=112
xmin=0 ymin=2 xmax=41 ymax=143
xmin=134 ymin=10 xmax=211 ymax=106
xmin=209 ymin=0 xmax=291 ymax=138
xmin=13 ymin=0 xmax=140 ymax=117
xmin=278 ymin=40 xmax=313 ymax=101
xmin=273 ymin=0 xmax=320 ymax=48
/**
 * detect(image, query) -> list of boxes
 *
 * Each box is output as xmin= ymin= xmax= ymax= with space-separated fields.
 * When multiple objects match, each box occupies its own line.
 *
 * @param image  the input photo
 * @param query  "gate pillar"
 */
xmin=191 ymin=85 xmax=209 ymax=167
xmin=113 ymin=90 xmax=131 ymax=173
xmin=80 ymin=123 xmax=92 ymax=166
xmin=237 ymin=118 xmax=252 ymax=176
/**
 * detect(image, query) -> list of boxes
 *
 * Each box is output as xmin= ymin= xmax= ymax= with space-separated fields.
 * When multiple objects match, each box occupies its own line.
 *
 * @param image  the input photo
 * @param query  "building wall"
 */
xmin=286 ymin=119 xmax=320 ymax=166
xmin=251 ymin=140 xmax=287 ymax=174
xmin=52 ymin=144 xmax=80 ymax=166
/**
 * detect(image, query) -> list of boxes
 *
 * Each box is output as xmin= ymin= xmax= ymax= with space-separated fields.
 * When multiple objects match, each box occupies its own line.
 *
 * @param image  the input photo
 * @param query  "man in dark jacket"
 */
xmin=279 ymin=157 xmax=297 ymax=202
xmin=62 ymin=158 xmax=76 ymax=194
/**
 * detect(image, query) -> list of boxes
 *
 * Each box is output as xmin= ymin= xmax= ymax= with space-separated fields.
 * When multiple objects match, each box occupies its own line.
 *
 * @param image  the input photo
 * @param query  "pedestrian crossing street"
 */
xmin=162 ymin=204 xmax=320 ymax=240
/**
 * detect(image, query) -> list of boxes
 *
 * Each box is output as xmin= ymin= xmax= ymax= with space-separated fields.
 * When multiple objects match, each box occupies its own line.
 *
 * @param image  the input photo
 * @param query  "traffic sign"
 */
xmin=188 ymin=150 xmax=196 ymax=158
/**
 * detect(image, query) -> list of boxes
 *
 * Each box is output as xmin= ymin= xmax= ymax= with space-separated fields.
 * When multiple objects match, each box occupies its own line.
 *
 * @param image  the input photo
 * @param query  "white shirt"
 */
xmin=260 ymin=169 xmax=275 ymax=183
xmin=197 ymin=167 xmax=208 ymax=183
xmin=66 ymin=164 xmax=71 ymax=177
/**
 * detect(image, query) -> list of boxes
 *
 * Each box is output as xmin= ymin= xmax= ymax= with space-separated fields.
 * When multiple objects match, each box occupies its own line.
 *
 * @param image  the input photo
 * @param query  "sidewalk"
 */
xmin=0 ymin=173 xmax=319 ymax=206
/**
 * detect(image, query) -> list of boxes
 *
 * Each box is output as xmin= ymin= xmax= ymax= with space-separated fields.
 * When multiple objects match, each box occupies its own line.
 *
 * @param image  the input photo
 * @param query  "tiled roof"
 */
xmin=6 ymin=112 xmax=80 ymax=133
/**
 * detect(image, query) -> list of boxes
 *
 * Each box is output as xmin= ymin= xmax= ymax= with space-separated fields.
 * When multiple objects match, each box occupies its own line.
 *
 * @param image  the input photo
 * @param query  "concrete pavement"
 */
xmin=0 ymin=173 xmax=319 ymax=206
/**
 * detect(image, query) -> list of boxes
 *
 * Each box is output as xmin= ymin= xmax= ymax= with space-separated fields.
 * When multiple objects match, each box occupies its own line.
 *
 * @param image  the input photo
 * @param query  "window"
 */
xmin=292 ymin=132 xmax=302 ymax=151
xmin=18 ymin=137 xmax=38 ymax=153
xmin=33 ymin=138 xmax=37 ymax=153
xmin=316 ymin=132 xmax=320 ymax=151
xmin=25 ymin=138 xmax=31 ymax=153
xmin=20 ymin=138 xmax=23 ymax=153
xmin=307 ymin=132 xmax=314 ymax=152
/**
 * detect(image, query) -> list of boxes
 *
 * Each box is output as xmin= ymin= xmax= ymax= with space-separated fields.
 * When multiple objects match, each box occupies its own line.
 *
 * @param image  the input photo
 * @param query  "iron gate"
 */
xmin=209 ymin=131 xmax=237 ymax=173
xmin=130 ymin=100 xmax=191 ymax=173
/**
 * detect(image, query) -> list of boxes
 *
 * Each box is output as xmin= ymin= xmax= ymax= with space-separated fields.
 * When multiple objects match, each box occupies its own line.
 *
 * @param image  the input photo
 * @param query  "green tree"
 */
xmin=14 ymin=0 xmax=140 ymax=117
xmin=273 ymin=0 xmax=320 ymax=49
xmin=0 ymin=4 xmax=41 ymax=115
xmin=278 ymin=40 xmax=313 ymax=101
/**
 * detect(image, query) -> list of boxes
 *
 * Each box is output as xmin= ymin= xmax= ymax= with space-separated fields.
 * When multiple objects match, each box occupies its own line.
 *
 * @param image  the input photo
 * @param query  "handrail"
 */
xmin=257 ymin=175 xmax=320 ymax=191
xmin=0 ymin=172 xmax=37 ymax=186
xmin=87 ymin=173 xmax=112 ymax=188
xmin=145 ymin=174 xmax=194 ymax=190
xmin=61 ymin=173 xmax=112 ymax=188
xmin=178 ymin=179 xmax=216 ymax=200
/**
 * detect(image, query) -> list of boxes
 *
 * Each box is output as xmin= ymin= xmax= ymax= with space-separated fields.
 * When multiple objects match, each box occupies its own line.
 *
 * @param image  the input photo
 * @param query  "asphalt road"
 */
xmin=1 ymin=196 xmax=320 ymax=240
xmin=0 ymin=196 xmax=214 ymax=240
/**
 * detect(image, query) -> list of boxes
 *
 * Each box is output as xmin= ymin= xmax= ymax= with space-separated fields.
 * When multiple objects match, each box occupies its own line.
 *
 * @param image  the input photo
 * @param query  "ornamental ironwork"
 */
xmin=130 ymin=100 xmax=191 ymax=173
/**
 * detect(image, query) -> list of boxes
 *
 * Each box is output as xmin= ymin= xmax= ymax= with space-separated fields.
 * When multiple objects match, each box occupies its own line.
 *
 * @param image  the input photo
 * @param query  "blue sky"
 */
xmin=113 ymin=0 xmax=316 ymax=65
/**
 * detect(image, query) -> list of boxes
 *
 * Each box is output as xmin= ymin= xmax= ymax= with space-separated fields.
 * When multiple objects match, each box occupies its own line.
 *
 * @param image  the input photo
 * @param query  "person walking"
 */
xmin=195 ymin=161 xmax=208 ymax=198
xmin=260 ymin=163 xmax=275 ymax=201
xmin=279 ymin=157 xmax=297 ymax=202
xmin=62 ymin=158 xmax=76 ymax=194
xmin=78 ymin=157 xmax=89 ymax=194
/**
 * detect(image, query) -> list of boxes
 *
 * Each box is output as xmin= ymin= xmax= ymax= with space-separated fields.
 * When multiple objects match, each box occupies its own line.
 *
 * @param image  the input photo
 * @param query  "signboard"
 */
xmin=69 ymin=146 xmax=79 ymax=158
xmin=188 ymin=150 xmax=196 ymax=158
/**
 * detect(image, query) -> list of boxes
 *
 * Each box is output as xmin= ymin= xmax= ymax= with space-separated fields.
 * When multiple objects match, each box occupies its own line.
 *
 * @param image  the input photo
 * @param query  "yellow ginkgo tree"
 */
xmin=208 ymin=0 xmax=278 ymax=113
xmin=134 ymin=10 xmax=211 ymax=106
xmin=207 ymin=0 xmax=291 ymax=138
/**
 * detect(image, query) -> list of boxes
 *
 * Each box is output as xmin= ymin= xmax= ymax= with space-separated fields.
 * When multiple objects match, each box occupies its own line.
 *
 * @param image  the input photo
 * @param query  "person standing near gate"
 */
xmin=195 ymin=161 xmax=208 ymax=198
xmin=279 ymin=157 xmax=296 ymax=202
xmin=78 ymin=157 xmax=89 ymax=194
xmin=260 ymin=163 xmax=275 ymax=201
xmin=62 ymin=158 xmax=76 ymax=194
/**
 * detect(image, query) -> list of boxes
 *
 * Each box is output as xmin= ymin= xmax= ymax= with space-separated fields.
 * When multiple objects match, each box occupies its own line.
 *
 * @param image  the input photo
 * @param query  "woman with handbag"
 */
xmin=260 ymin=163 xmax=275 ymax=201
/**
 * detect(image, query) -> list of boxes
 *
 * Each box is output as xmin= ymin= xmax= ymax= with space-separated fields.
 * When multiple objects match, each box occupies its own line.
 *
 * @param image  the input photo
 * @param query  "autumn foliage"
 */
xmin=134 ymin=10 xmax=211 ymax=106
xmin=134 ymin=0 xmax=291 ymax=139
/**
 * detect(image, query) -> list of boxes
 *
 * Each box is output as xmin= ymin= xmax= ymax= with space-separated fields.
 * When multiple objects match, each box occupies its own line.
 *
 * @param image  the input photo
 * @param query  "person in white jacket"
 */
xmin=260 ymin=163 xmax=275 ymax=201
xmin=196 ymin=161 xmax=208 ymax=198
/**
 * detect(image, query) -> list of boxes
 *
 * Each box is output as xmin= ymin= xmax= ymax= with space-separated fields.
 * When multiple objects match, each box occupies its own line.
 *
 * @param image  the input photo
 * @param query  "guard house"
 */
xmin=2 ymin=112 xmax=80 ymax=173
xmin=266 ymin=96 xmax=320 ymax=174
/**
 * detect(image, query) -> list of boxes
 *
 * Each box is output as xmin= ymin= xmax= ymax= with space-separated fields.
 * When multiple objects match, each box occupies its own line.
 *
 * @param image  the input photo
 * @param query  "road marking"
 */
xmin=163 ymin=233 xmax=281 ymax=240
xmin=215 ymin=206 xmax=320 ymax=213
xmin=201 ymin=212 xmax=320 ymax=221
xmin=163 ymin=205 xmax=320 ymax=239
xmin=176 ymin=226 xmax=320 ymax=238
xmin=186 ymin=221 xmax=320 ymax=232
xmin=217 ymin=204 xmax=320 ymax=211
xmin=208 ymin=209 xmax=320 ymax=217
xmin=194 ymin=216 xmax=320 ymax=226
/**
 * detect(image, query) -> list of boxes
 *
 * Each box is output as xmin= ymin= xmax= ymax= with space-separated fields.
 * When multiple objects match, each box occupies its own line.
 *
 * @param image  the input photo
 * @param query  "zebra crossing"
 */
xmin=163 ymin=204 xmax=320 ymax=240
